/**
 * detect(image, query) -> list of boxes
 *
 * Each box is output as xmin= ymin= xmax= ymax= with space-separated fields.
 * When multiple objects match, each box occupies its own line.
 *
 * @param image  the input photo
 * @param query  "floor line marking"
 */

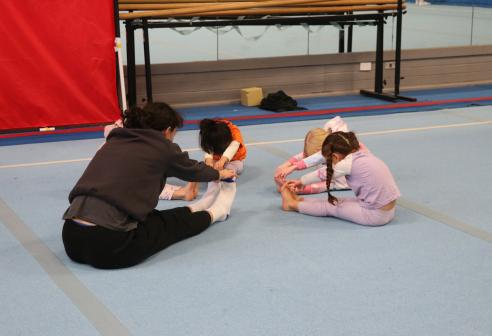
xmin=1 ymin=119 xmax=491 ymax=170
xmin=0 ymin=158 xmax=93 ymax=169
xmin=0 ymin=198 xmax=131 ymax=336
xmin=397 ymin=197 xmax=492 ymax=244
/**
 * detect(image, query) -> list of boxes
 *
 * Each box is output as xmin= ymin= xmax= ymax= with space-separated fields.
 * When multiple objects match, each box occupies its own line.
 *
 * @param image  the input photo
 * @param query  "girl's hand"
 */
xmin=214 ymin=157 xmax=228 ymax=170
xmin=277 ymin=164 xmax=296 ymax=179
xmin=274 ymin=164 xmax=296 ymax=187
xmin=274 ymin=174 xmax=286 ymax=187
xmin=275 ymin=163 xmax=293 ymax=178
xmin=204 ymin=158 xmax=214 ymax=167
xmin=286 ymin=179 xmax=303 ymax=192
xmin=219 ymin=169 xmax=236 ymax=180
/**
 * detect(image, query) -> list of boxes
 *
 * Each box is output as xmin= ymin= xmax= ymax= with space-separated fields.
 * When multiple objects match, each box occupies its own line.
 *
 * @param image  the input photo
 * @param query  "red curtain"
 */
xmin=0 ymin=1 xmax=120 ymax=131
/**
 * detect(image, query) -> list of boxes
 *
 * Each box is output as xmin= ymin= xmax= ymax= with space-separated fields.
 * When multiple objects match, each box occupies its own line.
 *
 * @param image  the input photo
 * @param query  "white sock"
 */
xmin=207 ymin=182 xmax=237 ymax=223
xmin=188 ymin=181 xmax=220 ymax=212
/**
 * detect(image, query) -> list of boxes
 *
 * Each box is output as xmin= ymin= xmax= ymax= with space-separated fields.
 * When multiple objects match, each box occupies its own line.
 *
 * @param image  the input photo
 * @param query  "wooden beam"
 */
xmin=119 ymin=0 xmax=345 ymax=19
xmin=119 ymin=0 xmax=292 ymax=3
xmin=119 ymin=0 xmax=399 ymax=10
xmin=120 ymin=5 xmax=403 ymax=18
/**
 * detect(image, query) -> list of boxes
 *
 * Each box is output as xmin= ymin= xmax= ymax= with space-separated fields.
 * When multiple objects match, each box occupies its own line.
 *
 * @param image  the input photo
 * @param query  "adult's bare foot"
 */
xmin=182 ymin=182 xmax=198 ymax=201
xmin=192 ymin=182 xmax=199 ymax=197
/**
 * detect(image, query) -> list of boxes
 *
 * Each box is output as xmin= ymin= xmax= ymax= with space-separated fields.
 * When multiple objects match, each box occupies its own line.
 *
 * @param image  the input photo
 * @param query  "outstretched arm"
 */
xmin=298 ymin=151 xmax=325 ymax=169
xmin=214 ymin=140 xmax=240 ymax=170
xmin=299 ymin=167 xmax=326 ymax=186
xmin=168 ymin=143 xmax=221 ymax=182
xmin=298 ymin=154 xmax=354 ymax=186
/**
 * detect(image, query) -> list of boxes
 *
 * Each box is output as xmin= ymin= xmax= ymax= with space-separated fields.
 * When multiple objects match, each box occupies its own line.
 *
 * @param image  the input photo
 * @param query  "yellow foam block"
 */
xmin=240 ymin=87 xmax=263 ymax=106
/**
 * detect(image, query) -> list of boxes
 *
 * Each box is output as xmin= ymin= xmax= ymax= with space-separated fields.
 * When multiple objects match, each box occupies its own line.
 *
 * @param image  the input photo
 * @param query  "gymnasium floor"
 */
xmin=1 ymin=102 xmax=491 ymax=335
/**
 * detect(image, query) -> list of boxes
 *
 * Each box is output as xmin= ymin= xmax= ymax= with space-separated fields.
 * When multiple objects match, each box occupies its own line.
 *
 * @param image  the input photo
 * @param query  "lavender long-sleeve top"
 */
xmin=301 ymin=150 xmax=400 ymax=209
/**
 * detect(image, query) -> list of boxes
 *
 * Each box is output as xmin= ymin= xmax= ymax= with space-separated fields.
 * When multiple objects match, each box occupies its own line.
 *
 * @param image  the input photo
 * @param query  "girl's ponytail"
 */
xmin=122 ymin=106 xmax=145 ymax=129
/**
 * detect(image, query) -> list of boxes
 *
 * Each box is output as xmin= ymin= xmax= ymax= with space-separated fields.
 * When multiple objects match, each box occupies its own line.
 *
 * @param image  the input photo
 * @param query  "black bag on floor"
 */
xmin=259 ymin=90 xmax=306 ymax=112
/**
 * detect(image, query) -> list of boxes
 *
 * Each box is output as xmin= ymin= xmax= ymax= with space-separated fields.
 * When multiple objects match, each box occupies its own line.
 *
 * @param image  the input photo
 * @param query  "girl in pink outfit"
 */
xmin=281 ymin=131 xmax=400 ymax=226
xmin=274 ymin=116 xmax=350 ymax=194
xmin=104 ymin=120 xmax=199 ymax=201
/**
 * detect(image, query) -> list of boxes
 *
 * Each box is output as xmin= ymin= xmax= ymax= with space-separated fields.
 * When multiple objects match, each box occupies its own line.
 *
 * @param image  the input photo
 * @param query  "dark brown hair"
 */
xmin=122 ymin=102 xmax=183 ymax=131
xmin=199 ymin=119 xmax=232 ymax=155
xmin=321 ymin=131 xmax=360 ymax=205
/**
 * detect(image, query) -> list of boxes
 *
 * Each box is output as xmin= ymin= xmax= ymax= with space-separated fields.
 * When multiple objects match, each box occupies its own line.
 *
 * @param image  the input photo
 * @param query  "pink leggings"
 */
xmin=298 ymin=197 xmax=395 ymax=226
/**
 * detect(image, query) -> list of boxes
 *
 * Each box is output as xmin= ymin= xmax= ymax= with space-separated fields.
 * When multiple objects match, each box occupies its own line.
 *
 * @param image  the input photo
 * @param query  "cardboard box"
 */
xmin=241 ymin=87 xmax=263 ymax=106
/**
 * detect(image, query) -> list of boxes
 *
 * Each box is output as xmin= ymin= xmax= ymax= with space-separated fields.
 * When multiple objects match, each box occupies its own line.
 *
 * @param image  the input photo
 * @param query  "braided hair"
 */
xmin=122 ymin=102 xmax=183 ymax=131
xmin=321 ymin=131 xmax=360 ymax=205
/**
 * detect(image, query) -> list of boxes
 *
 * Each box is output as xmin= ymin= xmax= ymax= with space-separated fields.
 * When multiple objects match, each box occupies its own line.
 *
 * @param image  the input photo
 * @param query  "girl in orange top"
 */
xmin=188 ymin=119 xmax=247 ymax=220
xmin=199 ymin=118 xmax=247 ymax=175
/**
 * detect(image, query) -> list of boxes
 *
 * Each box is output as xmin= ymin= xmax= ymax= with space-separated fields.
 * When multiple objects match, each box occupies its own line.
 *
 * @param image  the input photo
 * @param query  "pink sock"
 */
xmin=298 ymin=182 xmax=327 ymax=195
